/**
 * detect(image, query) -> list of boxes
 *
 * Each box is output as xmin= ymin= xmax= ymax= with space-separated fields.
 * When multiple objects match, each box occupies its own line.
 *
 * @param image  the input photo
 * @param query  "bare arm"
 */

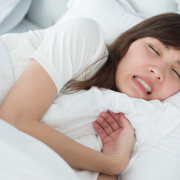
xmin=0 ymin=60 xmax=128 ymax=175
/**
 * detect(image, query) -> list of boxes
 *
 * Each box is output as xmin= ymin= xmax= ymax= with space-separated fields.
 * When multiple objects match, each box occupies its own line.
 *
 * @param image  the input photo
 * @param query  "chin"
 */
xmin=122 ymin=89 xmax=148 ymax=100
xmin=121 ymin=90 xmax=138 ymax=98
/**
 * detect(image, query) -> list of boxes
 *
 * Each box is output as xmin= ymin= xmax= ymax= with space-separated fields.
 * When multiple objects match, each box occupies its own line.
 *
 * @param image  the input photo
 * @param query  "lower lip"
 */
xmin=132 ymin=77 xmax=149 ymax=96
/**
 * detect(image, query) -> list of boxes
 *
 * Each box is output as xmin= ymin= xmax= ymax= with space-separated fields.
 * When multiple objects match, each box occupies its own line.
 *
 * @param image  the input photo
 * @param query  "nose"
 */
xmin=148 ymin=65 xmax=165 ymax=82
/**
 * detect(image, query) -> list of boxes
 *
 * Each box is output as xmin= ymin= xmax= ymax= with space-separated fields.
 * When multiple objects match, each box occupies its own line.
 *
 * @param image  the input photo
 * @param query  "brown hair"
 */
xmin=63 ymin=13 xmax=180 ymax=93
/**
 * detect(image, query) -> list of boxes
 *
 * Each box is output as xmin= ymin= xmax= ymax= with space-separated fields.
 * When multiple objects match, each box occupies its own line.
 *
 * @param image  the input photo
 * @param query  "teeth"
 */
xmin=133 ymin=76 xmax=152 ymax=94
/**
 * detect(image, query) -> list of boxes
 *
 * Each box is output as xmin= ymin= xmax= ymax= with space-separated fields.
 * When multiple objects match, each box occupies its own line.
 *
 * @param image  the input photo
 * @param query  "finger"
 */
xmin=93 ymin=121 xmax=107 ymax=140
xmin=108 ymin=110 xmax=123 ymax=127
xmin=108 ymin=110 xmax=120 ymax=122
xmin=97 ymin=116 xmax=113 ymax=135
xmin=108 ymin=110 xmax=123 ymax=128
xmin=100 ymin=111 xmax=121 ymax=130
xmin=119 ymin=113 xmax=133 ymax=130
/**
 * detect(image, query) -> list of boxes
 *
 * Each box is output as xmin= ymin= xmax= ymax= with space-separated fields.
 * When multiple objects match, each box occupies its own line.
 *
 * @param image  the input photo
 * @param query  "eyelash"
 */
xmin=148 ymin=45 xmax=180 ymax=79
xmin=149 ymin=45 xmax=160 ymax=56
xmin=173 ymin=69 xmax=180 ymax=79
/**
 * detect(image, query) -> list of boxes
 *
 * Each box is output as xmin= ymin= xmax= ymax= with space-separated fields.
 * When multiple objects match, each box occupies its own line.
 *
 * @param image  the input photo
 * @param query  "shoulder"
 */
xmin=54 ymin=18 xmax=105 ymax=39
xmin=65 ymin=18 xmax=102 ymax=30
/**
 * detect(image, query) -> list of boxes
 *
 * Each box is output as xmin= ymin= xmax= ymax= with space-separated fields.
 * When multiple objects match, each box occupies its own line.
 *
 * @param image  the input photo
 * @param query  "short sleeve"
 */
xmin=28 ymin=18 xmax=108 ymax=94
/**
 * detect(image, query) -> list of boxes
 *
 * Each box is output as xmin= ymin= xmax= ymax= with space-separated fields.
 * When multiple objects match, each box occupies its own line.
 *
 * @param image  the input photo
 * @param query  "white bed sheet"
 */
xmin=0 ymin=119 xmax=81 ymax=180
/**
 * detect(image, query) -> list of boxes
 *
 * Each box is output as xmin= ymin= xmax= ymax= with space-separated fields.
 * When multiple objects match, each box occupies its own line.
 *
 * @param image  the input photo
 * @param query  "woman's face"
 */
xmin=115 ymin=37 xmax=180 ymax=101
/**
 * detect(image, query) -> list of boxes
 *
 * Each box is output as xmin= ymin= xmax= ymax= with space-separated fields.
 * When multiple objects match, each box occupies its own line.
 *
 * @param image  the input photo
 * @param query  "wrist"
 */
xmin=106 ymin=153 xmax=129 ymax=175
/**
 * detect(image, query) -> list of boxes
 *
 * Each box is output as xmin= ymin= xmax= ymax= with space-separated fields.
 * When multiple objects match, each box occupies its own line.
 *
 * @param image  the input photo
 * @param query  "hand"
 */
xmin=93 ymin=110 xmax=136 ymax=160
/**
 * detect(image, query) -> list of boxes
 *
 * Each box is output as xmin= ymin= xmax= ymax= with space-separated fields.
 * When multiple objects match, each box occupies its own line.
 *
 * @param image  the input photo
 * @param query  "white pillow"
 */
xmin=66 ymin=0 xmax=77 ymax=9
xmin=0 ymin=0 xmax=32 ymax=35
xmin=117 ymin=0 xmax=179 ymax=17
xmin=120 ymin=120 xmax=180 ymax=180
xmin=119 ymin=92 xmax=180 ymax=180
xmin=55 ymin=0 xmax=144 ymax=45
xmin=0 ymin=0 xmax=20 ymax=25
xmin=116 ymin=0 xmax=150 ymax=18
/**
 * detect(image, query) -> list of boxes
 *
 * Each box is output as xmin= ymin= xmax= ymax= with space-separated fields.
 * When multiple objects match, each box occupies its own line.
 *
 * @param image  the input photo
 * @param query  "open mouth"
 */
xmin=133 ymin=75 xmax=152 ymax=94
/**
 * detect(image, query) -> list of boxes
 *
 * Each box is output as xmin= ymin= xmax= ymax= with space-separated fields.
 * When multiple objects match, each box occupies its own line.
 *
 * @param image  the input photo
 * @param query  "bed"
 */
xmin=1 ymin=0 xmax=180 ymax=180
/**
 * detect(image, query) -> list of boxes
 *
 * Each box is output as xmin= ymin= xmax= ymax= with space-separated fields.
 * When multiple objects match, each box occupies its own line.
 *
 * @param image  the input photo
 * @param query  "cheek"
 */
xmin=116 ymin=46 xmax=147 ymax=78
xmin=158 ymin=80 xmax=180 ymax=100
xmin=123 ymin=45 xmax=148 ymax=66
xmin=166 ymin=82 xmax=180 ymax=95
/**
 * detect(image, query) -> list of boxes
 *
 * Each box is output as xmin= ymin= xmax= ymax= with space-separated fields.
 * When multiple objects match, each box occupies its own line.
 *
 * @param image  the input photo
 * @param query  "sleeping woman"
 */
xmin=0 ymin=13 xmax=180 ymax=180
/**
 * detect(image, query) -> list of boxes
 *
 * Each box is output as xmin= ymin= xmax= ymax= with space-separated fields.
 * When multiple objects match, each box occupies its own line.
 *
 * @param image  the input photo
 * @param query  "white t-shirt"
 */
xmin=2 ymin=18 xmax=109 ymax=94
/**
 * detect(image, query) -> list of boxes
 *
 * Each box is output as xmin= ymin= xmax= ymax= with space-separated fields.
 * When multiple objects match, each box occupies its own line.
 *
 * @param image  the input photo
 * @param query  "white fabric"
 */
xmin=2 ymin=18 xmax=108 ymax=90
xmin=8 ymin=18 xmax=40 ymax=34
xmin=1 ymin=17 xmax=180 ymax=180
xmin=1 ymin=28 xmax=47 ymax=83
xmin=120 ymin=0 xmax=179 ymax=16
xmin=0 ymin=0 xmax=20 ymax=24
xmin=40 ymin=87 xmax=180 ymax=177
xmin=66 ymin=0 xmax=77 ymax=9
xmin=0 ymin=37 xmax=14 ymax=106
xmin=116 ymin=0 xmax=150 ymax=19
xmin=41 ymin=88 xmax=168 ymax=145
xmin=74 ymin=135 xmax=103 ymax=180
xmin=0 ymin=0 xmax=32 ymax=35
xmin=56 ymin=0 xmax=143 ymax=45
xmin=120 ymin=120 xmax=180 ymax=180
xmin=29 ymin=18 xmax=108 ymax=93
xmin=0 ymin=119 xmax=81 ymax=180
xmin=28 ymin=18 xmax=108 ymax=94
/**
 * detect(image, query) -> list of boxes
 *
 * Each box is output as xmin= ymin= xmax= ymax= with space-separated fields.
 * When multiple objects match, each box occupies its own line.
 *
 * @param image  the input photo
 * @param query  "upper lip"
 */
xmin=135 ymin=75 xmax=154 ymax=93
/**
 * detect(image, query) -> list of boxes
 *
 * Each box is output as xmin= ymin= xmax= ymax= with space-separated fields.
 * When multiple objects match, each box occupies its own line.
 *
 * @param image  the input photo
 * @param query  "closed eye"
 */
xmin=149 ymin=45 xmax=160 ymax=56
xmin=173 ymin=69 xmax=180 ymax=79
